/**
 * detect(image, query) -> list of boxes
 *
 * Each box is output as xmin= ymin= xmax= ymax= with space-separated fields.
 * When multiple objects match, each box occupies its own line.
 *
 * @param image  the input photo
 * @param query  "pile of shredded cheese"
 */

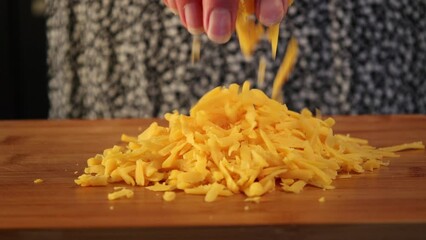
xmin=76 ymin=1 xmax=424 ymax=202
xmin=75 ymin=82 xmax=424 ymax=202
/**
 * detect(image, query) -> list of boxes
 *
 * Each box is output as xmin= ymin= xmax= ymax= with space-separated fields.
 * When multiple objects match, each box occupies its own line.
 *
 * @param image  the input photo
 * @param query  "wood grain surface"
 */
xmin=0 ymin=116 xmax=425 ymax=240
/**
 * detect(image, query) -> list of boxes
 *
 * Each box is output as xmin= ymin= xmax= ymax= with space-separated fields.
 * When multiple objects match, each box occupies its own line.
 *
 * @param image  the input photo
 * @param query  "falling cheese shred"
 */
xmin=75 ymin=82 xmax=424 ymax=202
xmin=191 ymin=35 xmax=201 ymax=64
xmin=268 ymin=24 xmax=280 ymax=59
xmin=257 ymin=56 xmax=267 ymax=86
xmin=236 ymin=0 xmax=264 ymax=59
xmin=272 ymin=37 xmax=298 ymax=102
xmin=236 ymin=0 xmax=294 ymax=60
xmin=235 ymin=0 xmax=300 ymax=102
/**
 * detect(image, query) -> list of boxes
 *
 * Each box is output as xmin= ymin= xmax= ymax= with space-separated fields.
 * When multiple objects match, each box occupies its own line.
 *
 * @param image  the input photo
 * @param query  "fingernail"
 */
xmin=168 ymin=0 xmax=178 ymax=15
xmin=259 ymin=0 xmax=284 ymax=26
xmin=170 ymin=8 xmax=178 ymax=15
xmin=207 ymin=8 xmax=232 ymax=44
xmin=167 ymin=8 xmax=178 ymax=15
xmin=184 ymin=3 xmax=204 ymax=34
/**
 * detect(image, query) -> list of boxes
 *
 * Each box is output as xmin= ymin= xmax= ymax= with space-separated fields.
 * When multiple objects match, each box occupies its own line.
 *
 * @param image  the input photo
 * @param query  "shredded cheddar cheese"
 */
xmin=34 ymin=179 xmax=43 ymax=184
xmin=257 ymin=56 xmax=267 ymax=86
xmin=245 ymin=196 xmax=261 ymax=203
xmin=236 ymin=0 xmax=264 ymax=59
xmin=282 ymin=179 xmax=307 ymax=194
xmin=272 ymin=37 xmax=298 ymax=102
xmin=108 ymin=187 xmax=134 ymax=200
xmin=235 ymin=0 xmax=300 ymax=102
xmin=182 ymin=0 xmax=298 ymax=103
xmin=267 ymin=24 xmax=280 ymax=59
xmin=338 ymin=174 xmax=352 ymax=179
xmin=75 ymin=82 xmax=424 ymax=202
xmin=163 ymin=191 xmax=176 ymax=202
xmin=75 ymin=0 xmax=424 ymax=203
xmin=236 ymin=0 xmax=295 ymax=60
xmin=191 ymin=35 xmax=201 ymax=64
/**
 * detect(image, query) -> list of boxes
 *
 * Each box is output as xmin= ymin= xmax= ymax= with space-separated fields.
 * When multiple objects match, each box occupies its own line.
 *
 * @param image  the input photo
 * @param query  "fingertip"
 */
xmin=182 ymin=1 xmax=205 ymax=35
xmin=203 ymin=0 xmax=238 ymax=44
xmin=168 ymin=0 xmax=179 ymax=15
xmin=283 ymin=0 xmax=289 ymax=15
xmin=207 ymin=8 xmax=232 ymax=44
xmin=257 ymin=0 xmax=286 ymax=26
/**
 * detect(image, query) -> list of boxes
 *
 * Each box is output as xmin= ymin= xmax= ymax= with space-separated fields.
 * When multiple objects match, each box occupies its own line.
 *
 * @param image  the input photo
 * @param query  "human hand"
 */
xmin=163 ymin=0 xmax=289 ymax=44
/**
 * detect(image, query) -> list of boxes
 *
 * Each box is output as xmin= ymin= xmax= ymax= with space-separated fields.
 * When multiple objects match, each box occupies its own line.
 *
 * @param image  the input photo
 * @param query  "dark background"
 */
xmin=0 ymin=0 xmax=49 ymax=119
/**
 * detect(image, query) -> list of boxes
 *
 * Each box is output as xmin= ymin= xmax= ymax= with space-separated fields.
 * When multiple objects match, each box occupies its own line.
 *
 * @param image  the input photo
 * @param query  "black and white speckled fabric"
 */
xmin=46 ymin=0 xmax=426 ymax=119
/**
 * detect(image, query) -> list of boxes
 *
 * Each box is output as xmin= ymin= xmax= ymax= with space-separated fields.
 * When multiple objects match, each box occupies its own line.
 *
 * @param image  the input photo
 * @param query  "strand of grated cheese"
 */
xmin=267 ymin=24 xmax=280 ymax=60
xmin=236 ymin=0 xmax=295 ymax=60
xmin=257 ymin=56 xmax=267 ymax=86
xmin=236 ymin=0 xmax=264 ymax=59
xmin=108 ymin=187 xmax=134 ymax=200
xmin=34 ymin=179 xmax=44 ymax=184
xmin=191 ymin=35 xmax=201 ymax=64
xmin=272 ymin=37 xmax=298 ymax=102
xmin=75 ymin=82 xmax=424 ymax=202
xmin=163 ymin=191 xmax=176 ymax=202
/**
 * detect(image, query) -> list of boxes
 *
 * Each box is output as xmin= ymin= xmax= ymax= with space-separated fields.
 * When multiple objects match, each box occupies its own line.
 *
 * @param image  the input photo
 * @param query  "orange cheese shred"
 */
xmin=236 ymin=0 xmax=264 ymax=59
xmin=272 ymin=37 xmax=298 ymax=101
xmin=257 ymin=56 xmax=267 ymax=86
xmin=268 ymin=24 xmax=280 ymax=59
xmin=191 ymin=35 xmax=201 ymax=64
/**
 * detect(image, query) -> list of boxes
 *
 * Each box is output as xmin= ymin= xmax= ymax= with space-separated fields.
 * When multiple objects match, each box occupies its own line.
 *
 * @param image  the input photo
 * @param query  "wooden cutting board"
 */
xmin=1 ymin=116 xmax=426 ymax=240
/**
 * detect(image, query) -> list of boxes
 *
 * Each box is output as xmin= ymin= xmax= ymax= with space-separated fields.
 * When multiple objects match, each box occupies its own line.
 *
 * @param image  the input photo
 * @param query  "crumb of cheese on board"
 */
xmin=34 ymin=179 xmax=43 ymax=184
xmin=108 ymin=188 xmax=134 ymax=200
